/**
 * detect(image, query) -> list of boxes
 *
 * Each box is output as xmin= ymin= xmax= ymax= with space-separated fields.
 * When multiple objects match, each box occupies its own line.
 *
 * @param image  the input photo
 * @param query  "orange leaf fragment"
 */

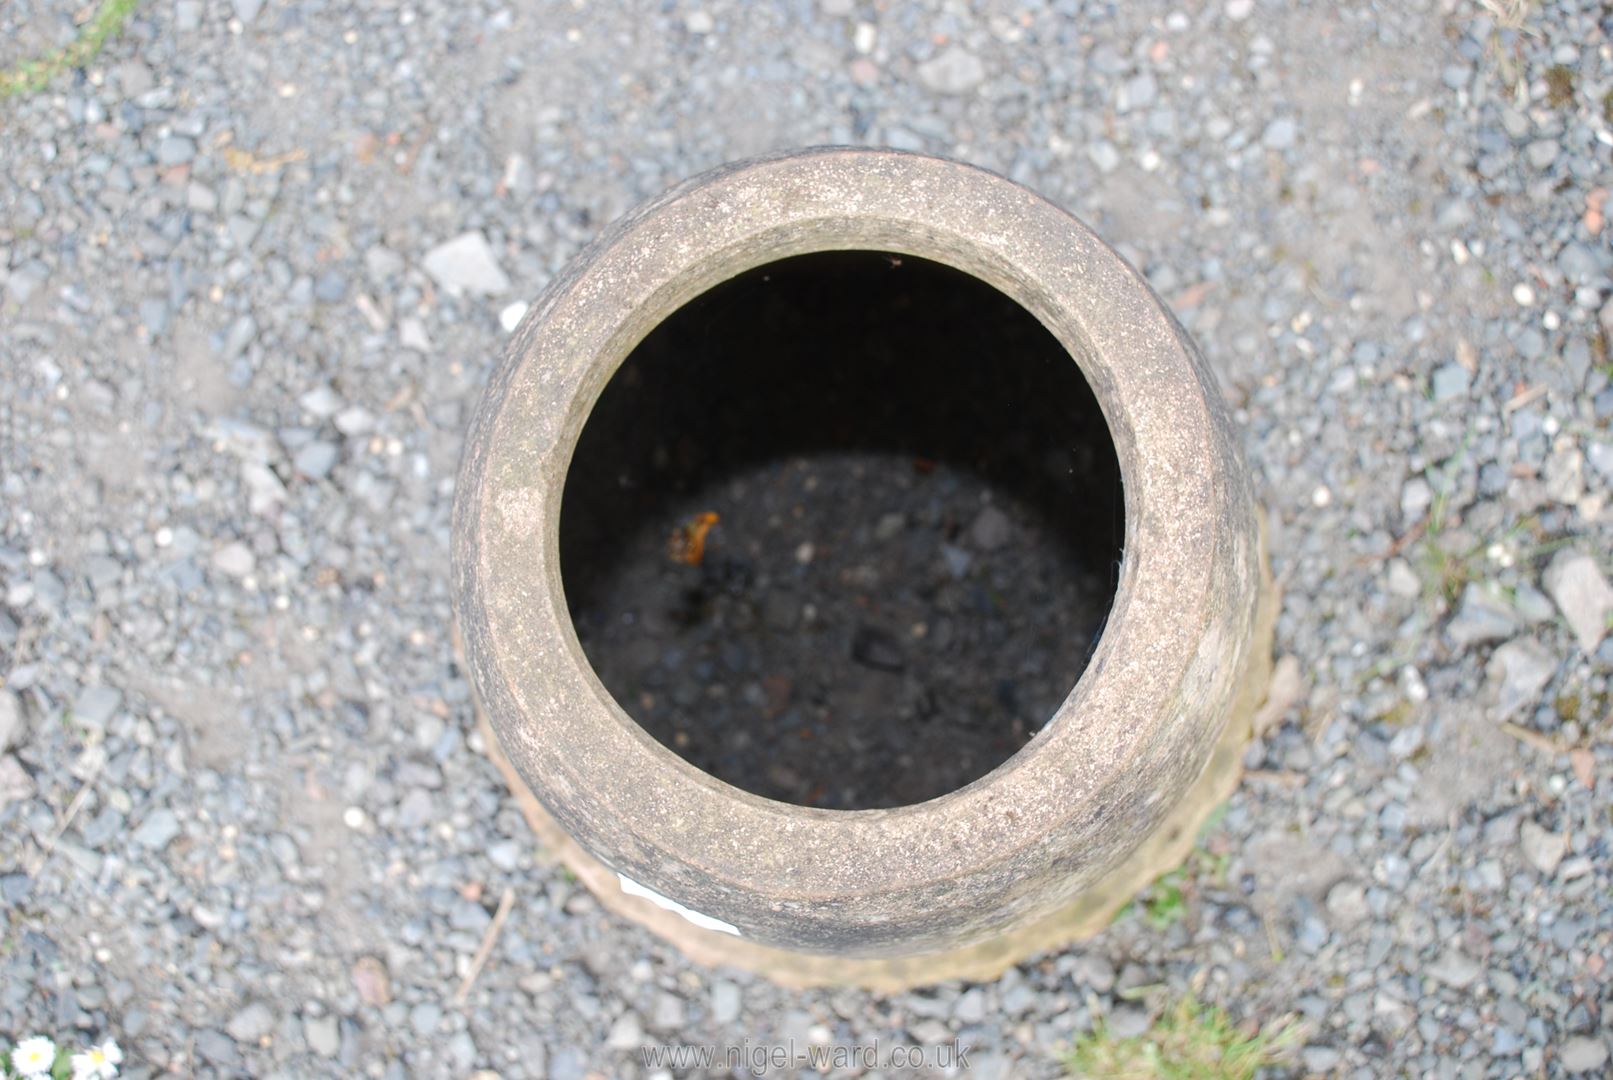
xmin=667 ymin=511 xmax=720 ymax=566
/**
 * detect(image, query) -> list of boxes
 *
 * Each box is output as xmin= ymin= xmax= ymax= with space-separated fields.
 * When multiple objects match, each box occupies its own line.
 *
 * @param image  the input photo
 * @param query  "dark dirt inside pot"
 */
xmin=559 ymin=251 xmax=1124 ymax=810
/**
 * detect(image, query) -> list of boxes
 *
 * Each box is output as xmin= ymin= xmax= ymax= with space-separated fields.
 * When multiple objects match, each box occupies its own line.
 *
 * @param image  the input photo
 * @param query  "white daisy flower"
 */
xmin=12 ymin=1035 xmax=58 ymax=1078
xmin=71 ymin=1038 xmax=123 ymax=1079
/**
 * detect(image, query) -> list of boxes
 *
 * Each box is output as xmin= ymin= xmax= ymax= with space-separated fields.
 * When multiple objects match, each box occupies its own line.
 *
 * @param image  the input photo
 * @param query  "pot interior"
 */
xmin=558 ymin=250 xmax=1123 ymax=810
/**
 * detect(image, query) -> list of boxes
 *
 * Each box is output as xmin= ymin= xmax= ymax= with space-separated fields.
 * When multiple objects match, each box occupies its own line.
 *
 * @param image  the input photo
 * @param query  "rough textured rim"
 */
xmin=453 ymin=148 xmax=1261 ymax=955
xmin=459 ymin=547 xmax=1275 ymax=988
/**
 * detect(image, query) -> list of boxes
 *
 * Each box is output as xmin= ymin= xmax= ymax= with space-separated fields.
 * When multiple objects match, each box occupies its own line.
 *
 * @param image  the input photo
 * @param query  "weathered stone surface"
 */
xmin=454 ymin=149 xmax=1270 ymax=960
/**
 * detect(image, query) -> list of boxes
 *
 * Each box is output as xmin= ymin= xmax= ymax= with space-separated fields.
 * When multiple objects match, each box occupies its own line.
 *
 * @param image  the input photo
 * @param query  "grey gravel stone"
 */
xmin=1426 ymin=949 xmax=1483 ymax=990
xmin=448 ymin=897 xmax=490 ymax=932
xmin=550 ymin=1048 xmax=586 ymax=1080
xmin=1447 ymin=584 xmax=1519 ymax=648
xmin=293 ymin=441 xmax=339 ymax=480
xmin=132 ymin=809 xmax=181 ymax=850
xmin=1487 ymin=638 xmax=1556 ymax=719
xmin=71 ymin=686 xmax=122 ymax=730
xmin=850 ymin=623 xmax=904 ymax=672
xmin=1302 ymin=1046 xmax=1343 ymax=1072
xmin=711 ymin=980 xmax=742 ymax=1024
xmin=0 ymin=873 xmax=33 ymax=906
xmin=298 ymin=384 xmax=344 ymax=419
xmin=486 ymin=839 xmax=520 ymax=871
xmin=409 ymin=1002 xmax=441 ymax=1037
xmin=1430 ymin=363 xmax=1471 ymax=402
xmin=499 ymin=301 xmax=529 ymax=333
xmin=1545 ymin=447 xmax=1584 ymax=505
xmin=1073 ymin=954 xmax=1115 ymax=993
xmin=226 ymin=1001 xmax=275 ymax=1043
xmin=969 ymin=505 xmax=1011 ymax=551
xmin=1559 ymin=243 xmax=1601 ymax=283
xmin=1587 ymin=441 xmax=1613 ymax=484
xmin=365 ymin=247 xmax=406 ymax=284
xmin=1400 ymin=476 xmax=1432 ymax=522
xmin=138 ymin=297 xmax=171 ymax=335
xmin=313 ymin=272 xmax=349 ymax=304
xmin=0 ymin=757 xmax=35 ymax=808
xmin=0 ymin=691 xmax=21 ymax=753
xmin=1325 ymin=880 xmax=1369 ymax=926
xmin=954 ymin=987 xmax=986 ymax=1024
xmin=422 ymin=232 xmax=510 ymax=296
xmin=650 ymin=991 xmax=685 ymax=1031
xmin=212 ymin=541 xmax=255 ymax=578
xmin=1262 ymin=117 xmax=1298 ymax=150
xmin=873 ymin=512 xmax=906 ymax=541
xmin=1560 ymin=1036 xmax=1609 ymax=1074
xmin=1107 ymin=1006 xmax=1150 ymax=1038
xmin=1119 ymin=72 xmax=1157 ymax=112
xmin=1088 ymin=141 xmax=1122 ymax=174
xmin=304 ymin=1013 xmax=340 ymax=1057
xmin=916 ymin=47 xmax=987 ymax=95
xmin=1543 ymin=551 xmax=1613 ymax=654
xmin=1513 ymin=584 xmax=1556 ymax=624
xmin=1386 ymin=559 xmax=1420 ymax=598
xmin=1525 ymin=139 xmax=1559 ymax=170
xmin=1520 ymin=821 xmax=1567 ymax=877
xmin=156 ymin=136 xmax=195 ymax=167
xmin=333 ymin=406 xmax=376 ymax=438
xmin=195 ymin=1030 xmax=240 ymax=1067
xmin=941 ymin=543 xmax=972 ymax=579
xmin=605 ymin=1010 xmax=643 ymax=1050
xmin=221 ymin=315 xmax=257 ymax=360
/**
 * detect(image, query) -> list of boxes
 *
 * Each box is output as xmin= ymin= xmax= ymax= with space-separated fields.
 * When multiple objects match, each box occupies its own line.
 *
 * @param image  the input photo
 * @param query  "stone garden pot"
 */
xmin=452 ymin=148 xmax=1276 ymax=989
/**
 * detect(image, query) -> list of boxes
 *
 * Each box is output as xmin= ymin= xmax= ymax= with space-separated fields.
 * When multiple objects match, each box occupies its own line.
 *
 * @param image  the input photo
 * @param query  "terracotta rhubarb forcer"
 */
xmin=452 ymin=148 xmax=1276 ymax=987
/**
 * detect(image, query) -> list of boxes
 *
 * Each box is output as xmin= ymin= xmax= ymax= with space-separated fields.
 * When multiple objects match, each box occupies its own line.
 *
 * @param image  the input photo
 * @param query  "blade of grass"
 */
xmin=1065 ymin=995 xmax=1303 ymax=1080
xmin=2 ymin=0 xmax=143 ymax=101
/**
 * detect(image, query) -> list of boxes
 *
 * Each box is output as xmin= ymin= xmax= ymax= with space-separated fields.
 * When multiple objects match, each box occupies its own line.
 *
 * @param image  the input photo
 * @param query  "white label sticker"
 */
xmin=616 ymin=872 xmax=741 ymax=937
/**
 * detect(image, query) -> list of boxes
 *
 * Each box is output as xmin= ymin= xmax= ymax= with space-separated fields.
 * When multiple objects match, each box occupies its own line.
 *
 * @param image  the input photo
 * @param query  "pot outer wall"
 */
xmin=452 ymin=147 xmax=1273 ymax=960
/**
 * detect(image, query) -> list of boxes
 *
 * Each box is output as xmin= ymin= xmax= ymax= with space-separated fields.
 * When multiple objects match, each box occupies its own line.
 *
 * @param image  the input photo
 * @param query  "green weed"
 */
xmin=2 ymin=0 xmax=142 ymax=100
xmin=1065 ymin=995 xmax=1303 ymax=1080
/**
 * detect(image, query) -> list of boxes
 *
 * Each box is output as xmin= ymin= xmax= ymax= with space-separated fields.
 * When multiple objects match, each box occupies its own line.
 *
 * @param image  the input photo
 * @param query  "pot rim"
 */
xmin=455 ymin=147 xmax=1227 ymax=918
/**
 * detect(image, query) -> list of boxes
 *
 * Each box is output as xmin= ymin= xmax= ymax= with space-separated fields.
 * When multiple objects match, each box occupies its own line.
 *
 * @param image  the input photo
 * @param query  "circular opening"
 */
xmin=558 ymin=250 xmax=1123 ymax=811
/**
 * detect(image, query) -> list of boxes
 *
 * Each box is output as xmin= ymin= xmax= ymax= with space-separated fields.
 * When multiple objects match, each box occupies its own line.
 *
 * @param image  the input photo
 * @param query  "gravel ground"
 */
xmin=2 ymin=0 xmax=1612 ymax=1077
